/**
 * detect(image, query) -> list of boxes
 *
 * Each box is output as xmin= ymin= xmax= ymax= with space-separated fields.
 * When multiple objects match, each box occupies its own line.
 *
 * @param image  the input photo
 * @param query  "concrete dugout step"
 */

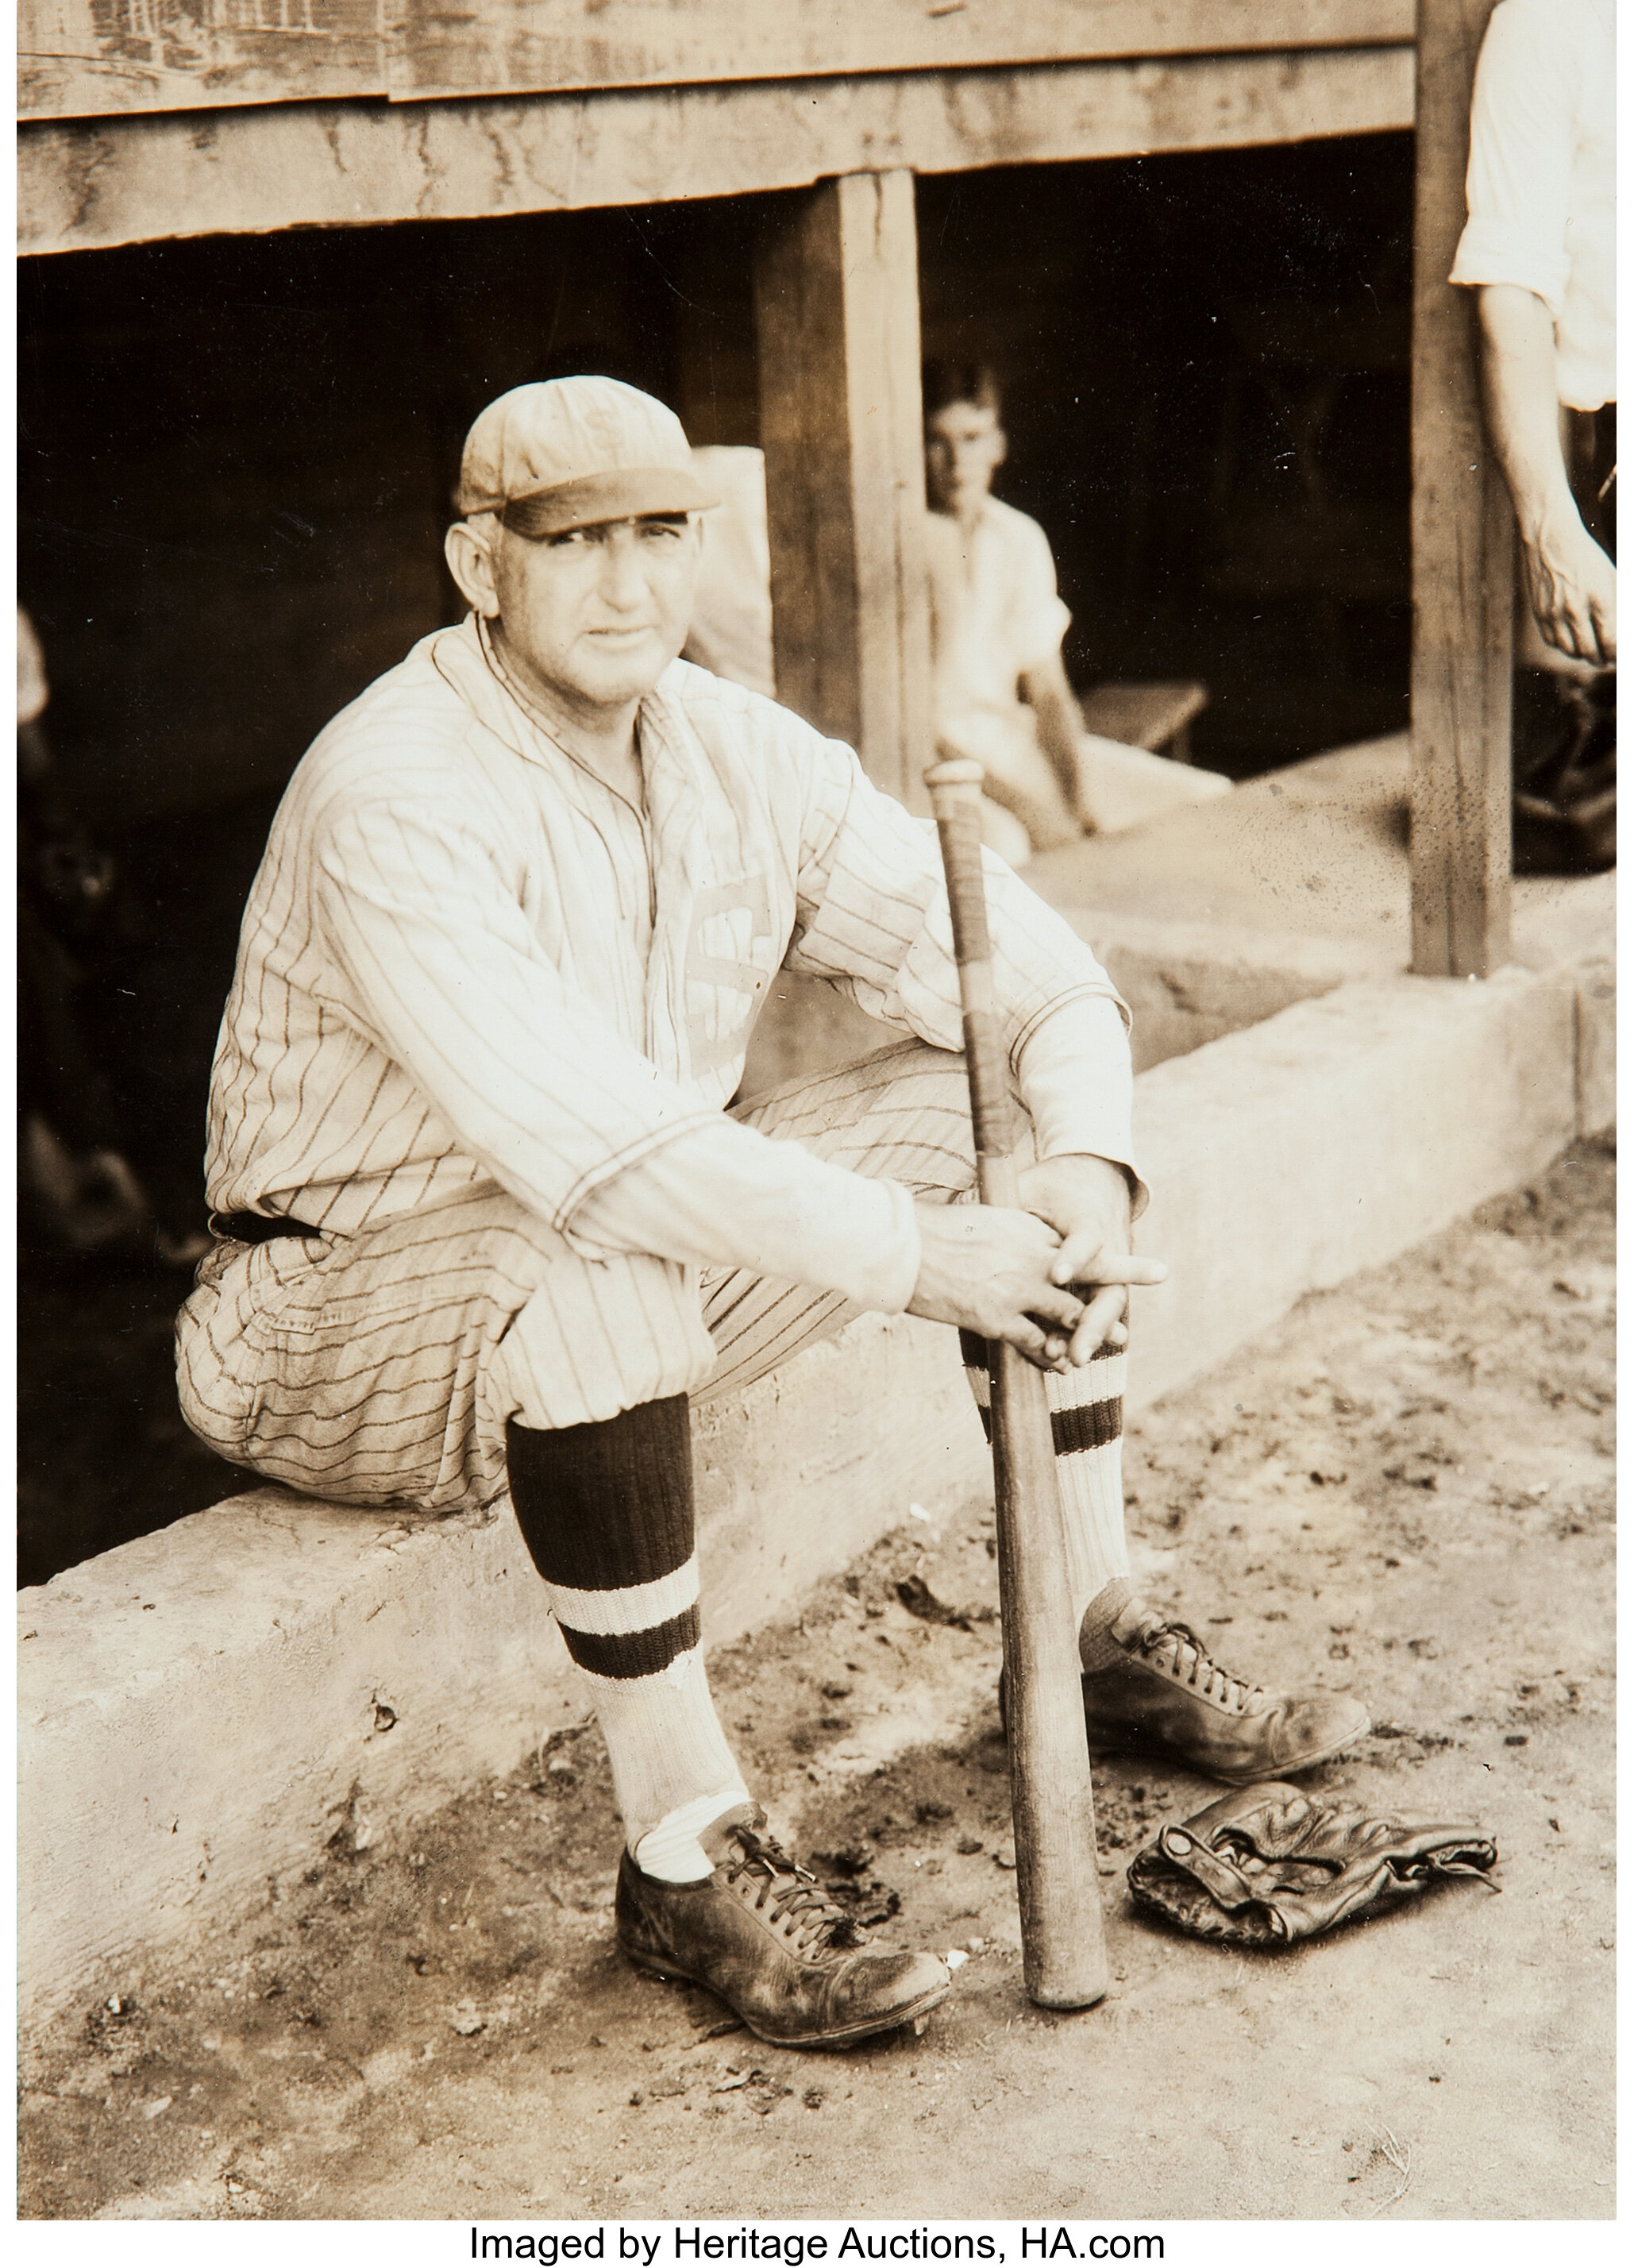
xmin=18 ymin=917 xmax=1611 ymax=2031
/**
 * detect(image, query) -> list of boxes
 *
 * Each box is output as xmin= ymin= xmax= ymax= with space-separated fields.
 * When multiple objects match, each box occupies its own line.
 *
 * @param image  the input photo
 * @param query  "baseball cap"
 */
xmin=456 ymin=376 xmax=717 ymax=537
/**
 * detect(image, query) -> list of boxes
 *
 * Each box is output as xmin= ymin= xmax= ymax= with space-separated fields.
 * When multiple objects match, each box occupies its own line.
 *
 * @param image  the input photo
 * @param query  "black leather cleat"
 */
xmin=1079 ymin=1599 xmax=1371 ymax=1787
xmin=615 ymin=1807 xmax=950 ymax=2049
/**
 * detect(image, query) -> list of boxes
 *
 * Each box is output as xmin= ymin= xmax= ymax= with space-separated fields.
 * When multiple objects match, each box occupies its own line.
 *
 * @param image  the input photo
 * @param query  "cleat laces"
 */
xmin=721 ymin=1827 xmax=862 ymax=1952
xmin=1136 ymin=1619 xmax=1265 ymax=1715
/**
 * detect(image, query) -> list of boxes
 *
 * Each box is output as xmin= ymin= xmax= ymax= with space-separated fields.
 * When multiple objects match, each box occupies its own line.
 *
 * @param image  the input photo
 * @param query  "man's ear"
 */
xmin=992 ymin=426 xmax=1009 ymax=471
xmin=445 ymin=521 xmax=502 ymax=619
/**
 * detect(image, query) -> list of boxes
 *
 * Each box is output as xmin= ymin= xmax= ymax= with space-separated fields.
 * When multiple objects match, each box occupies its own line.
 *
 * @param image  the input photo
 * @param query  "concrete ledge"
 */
xmin=17 ymin=1498 xmax=583 ymax=2015
xmin=1511 ymin=874 xmax=1616 ymax=1142
xmin=17 ymin=949 xmax=1606 ymax=2025
xmin=18 ymin=1311 xmax=989 ymax=2027
xmin=1571 ymin=958 xmax=1616 ymax=1137
xmin=1070 ymin=911 xmax=1397 ymax=1074
xmin=1128 ymin=966 xmax=1578 ymax=1406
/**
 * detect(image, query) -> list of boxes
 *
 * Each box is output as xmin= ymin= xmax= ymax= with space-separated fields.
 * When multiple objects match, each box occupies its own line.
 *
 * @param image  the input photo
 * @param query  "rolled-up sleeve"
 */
xmin=1449 ymin=0 xmax=1574 ymax=311
xmin=1008 ymin=511 xmax=1073 ymax=677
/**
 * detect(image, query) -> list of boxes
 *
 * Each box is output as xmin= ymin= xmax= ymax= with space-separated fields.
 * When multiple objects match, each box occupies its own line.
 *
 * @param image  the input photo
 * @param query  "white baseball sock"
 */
xmin=961 ymin=1334 xmax=1132 ymax=1670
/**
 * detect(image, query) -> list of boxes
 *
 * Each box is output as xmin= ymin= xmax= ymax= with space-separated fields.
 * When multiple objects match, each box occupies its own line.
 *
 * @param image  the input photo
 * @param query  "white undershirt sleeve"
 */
xmin=1015 ymin=992 xmax=1146 ymax=1217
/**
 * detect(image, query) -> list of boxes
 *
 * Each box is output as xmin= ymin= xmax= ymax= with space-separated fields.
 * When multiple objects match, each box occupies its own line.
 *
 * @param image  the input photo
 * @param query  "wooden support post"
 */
xmin=754 ymin=170 xmax=934 ymax=809
xmin=1410 ymin=0 xmax=1513 ymax=978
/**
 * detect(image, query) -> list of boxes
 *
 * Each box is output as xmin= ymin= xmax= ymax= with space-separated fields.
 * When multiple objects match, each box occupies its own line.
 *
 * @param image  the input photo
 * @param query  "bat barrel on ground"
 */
xmin=925 ymin=753 xmax=1110 ymax=2011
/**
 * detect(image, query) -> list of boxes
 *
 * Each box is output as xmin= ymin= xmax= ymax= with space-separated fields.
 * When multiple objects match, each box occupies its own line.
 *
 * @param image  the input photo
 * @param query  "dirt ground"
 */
xmin=19 ymin=1142 xmax=1615 ymax=2223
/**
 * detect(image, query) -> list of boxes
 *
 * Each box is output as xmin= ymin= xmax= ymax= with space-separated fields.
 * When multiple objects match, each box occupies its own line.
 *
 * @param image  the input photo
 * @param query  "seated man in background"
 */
xmin=1450 ymin=0 xmax=1614 ymax=872
xmin=922 ymin=360 xmax=1228 ymax=868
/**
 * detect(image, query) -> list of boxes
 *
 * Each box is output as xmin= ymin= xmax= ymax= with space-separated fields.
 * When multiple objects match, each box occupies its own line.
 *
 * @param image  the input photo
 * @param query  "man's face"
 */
xmin=491 ymin=513 xmax=703 ymax=712
xmin=924 ymin=400 xmax=1007 ymax=515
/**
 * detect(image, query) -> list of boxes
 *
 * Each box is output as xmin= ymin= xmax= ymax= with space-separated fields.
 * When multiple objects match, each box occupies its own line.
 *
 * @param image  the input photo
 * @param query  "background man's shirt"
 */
xmin=925 ymin=495 xmax=1073 ymax=781
xmin=1450 ymin=0 xmax=1615 ymax=411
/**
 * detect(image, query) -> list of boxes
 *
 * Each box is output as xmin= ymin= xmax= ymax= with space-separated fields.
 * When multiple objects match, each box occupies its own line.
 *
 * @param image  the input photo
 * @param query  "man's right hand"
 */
xmin=1522 ymin=508 xmax=1617 ymax=669
xmin=907 ymin=1200 xmax=1085 ymax=1368
xmin=1478 ymin=286 xmax=1617 ymax=671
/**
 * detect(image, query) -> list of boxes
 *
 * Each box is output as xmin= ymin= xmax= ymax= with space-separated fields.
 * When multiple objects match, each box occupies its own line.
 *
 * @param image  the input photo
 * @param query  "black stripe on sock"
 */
xmin=558 ymin=1604 xmax=702 ymax=1681
xmin=1053 ymin=1397 xmax=1123 ymax=1455
xmin=970 ymin=1399 xmax=1123 ymax=1454
xmin=507 ymin=1399 xmax=693 ymax=1593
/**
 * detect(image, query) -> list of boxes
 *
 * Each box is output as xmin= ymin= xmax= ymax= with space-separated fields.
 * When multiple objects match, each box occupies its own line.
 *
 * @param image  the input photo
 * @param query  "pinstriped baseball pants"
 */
xmin=176 ymin=1040 xmax=988 ymax=1517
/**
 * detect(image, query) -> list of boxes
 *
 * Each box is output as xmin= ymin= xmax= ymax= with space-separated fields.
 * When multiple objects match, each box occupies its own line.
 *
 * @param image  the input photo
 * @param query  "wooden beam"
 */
xmin=18 ymin=0 xmax=387 ymax=122
xmin=19 ymin=1 xmax=1416 ymax=125
xmin=754 ymin=173 xmax=934 ymax=809
xmin=384 ymin=2 xmax=1415 ymax=108
xmin=1409 ymin=0 xmax=1511 ymax=978
xmin=17 ymin=45 xmax=1416 ymax=257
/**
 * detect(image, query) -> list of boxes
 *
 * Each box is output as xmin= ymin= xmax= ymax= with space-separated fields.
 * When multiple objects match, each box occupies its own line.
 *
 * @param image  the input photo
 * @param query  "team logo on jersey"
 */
xmin=682 ymin=874 xmax=776 ymax=1076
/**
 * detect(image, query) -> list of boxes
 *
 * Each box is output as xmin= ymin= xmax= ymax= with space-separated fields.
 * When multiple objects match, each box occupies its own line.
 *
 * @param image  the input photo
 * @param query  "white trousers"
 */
xmin=176 ymin=1041 xmax=981 ymax=1518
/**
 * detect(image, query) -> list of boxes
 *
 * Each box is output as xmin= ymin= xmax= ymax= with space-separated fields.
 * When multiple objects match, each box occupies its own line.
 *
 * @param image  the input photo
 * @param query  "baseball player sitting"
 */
xmin=177 ymin=378 xmax=1369 ymax=2050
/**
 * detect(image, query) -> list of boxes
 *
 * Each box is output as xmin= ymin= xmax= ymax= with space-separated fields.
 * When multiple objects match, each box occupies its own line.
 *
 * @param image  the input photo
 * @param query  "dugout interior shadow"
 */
xmin=17 ymin=132 xmax=1415 ymax=1582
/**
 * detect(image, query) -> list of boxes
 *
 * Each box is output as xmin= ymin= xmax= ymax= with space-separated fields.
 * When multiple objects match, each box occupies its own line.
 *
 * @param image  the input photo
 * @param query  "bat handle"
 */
xmin=924 ymin=754 xmax=1018 ymax=1179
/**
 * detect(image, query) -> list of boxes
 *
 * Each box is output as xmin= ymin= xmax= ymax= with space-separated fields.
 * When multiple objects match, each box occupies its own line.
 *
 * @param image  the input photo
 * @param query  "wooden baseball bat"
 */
xmin=925 ymin=753 xmax=1110 ymax=2010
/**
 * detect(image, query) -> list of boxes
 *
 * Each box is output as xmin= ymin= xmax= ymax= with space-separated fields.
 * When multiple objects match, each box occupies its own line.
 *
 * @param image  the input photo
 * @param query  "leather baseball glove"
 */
xmin=1127 ymin=1780 xmax=1498 ymax=1948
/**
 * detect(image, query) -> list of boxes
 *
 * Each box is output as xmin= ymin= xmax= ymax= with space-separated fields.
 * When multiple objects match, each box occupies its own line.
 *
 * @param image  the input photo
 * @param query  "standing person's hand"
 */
xmin=1520 ymin=510 xmax=1617 ymax=668
xmin=1478 ymin=286 xmax=1617 ymax=670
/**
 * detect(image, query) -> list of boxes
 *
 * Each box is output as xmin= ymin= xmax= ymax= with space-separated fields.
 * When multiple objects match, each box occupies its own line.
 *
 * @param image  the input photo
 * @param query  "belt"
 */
xmin=211 ymin=1209 xmax=324 ymax=1245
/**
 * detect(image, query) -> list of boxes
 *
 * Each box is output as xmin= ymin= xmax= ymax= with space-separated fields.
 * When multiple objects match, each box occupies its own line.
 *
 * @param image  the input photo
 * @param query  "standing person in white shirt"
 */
xmin=1449 ymin=0 xmax=1615 ymax=869
xmin=177 ymin=377 xmax=1367 ymax=2049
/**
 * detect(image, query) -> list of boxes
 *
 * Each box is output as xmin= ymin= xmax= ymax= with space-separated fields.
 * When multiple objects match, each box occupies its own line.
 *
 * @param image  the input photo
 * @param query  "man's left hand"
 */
xmin=1017 ymin=1153 xmax=1167 ymax=1364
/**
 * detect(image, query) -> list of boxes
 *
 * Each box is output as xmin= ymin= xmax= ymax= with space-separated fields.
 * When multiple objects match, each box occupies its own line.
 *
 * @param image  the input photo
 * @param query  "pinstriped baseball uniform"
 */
xmin=177 ymin=613 xmax=1138 ymax=1514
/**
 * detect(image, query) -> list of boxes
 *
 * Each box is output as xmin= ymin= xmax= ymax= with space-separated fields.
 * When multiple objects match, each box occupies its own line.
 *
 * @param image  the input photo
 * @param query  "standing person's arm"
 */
xmin=1478 ymin=284 xmax=1616 ymax=666
xmin=1449 ymin=0 xmax=1616 ymax=667
xmin=1004 ymin=511 xmax=1096 ymax=825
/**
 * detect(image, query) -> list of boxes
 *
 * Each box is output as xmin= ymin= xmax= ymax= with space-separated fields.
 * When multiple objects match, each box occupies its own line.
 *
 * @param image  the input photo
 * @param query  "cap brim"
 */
xmin=464 ymin=466 xmax=718 ymax=535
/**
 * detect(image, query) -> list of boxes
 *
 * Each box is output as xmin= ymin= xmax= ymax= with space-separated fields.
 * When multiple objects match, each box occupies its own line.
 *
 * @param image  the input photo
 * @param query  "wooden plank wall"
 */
xmin=18 ymin=45 xmax=1416 ymax=256
xmin=19 ymin=0 xmax=1416 ymax=122
xmin=1409 ymin=0 xmax=1511 ymax=978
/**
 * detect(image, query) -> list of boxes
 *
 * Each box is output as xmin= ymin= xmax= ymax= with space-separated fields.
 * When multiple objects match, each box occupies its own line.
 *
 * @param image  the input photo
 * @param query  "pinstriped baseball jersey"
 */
xmin=205 ymin=614 xmax=1131 ymax=1263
